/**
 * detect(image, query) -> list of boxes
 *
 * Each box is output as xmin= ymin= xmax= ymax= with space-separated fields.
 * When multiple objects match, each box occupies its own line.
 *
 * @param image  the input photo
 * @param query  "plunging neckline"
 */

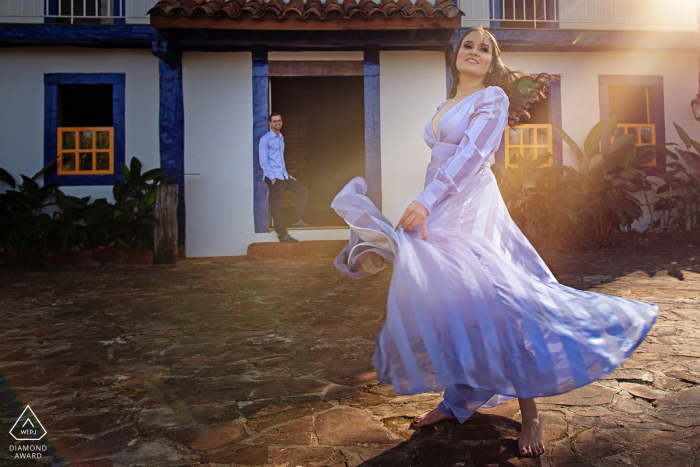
xmin=431 ymin=87 xmax=488 ymax=140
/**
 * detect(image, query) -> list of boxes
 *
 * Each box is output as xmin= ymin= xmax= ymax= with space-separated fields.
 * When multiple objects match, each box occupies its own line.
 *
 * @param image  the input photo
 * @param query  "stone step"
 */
xmin=247 ymin=240 xmax=348 ymax=260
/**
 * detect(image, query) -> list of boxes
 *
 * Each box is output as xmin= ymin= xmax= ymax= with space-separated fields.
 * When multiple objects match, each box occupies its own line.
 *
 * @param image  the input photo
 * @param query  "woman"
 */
xmin=332 ymin=26 xmax=659 ymax=458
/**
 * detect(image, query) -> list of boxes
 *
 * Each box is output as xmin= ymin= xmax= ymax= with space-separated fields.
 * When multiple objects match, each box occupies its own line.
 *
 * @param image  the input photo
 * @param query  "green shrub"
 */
xmin=0 ymin=157 xmax=175 ymax=252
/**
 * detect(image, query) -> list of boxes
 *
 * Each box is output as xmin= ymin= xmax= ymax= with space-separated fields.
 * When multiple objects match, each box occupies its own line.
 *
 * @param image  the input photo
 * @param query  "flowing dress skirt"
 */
xmin=332 ymin=172 xmax=659 ymax=423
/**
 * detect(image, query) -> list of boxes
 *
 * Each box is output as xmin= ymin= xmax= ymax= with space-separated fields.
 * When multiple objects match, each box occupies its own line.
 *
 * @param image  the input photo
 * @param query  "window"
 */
xmin=45 ymin=0 xmax=125 ymax=24
xmin=58 ymin=128 xmax=114 ymax=174
xmin=44 ymin=74 xmax=125 ymax=186
xmin=497 ymin=78 xmax=562 ymax=168
xmin=599 ymin=76 xmax=665 ymax=173
xmin=57 ymin=84 xmax=114 ymax=175
xmin=609 ymin=85 xmax=657 ymax=166
xmin=505 ymin=125 xmax=553 ymax=168
xmin=492 ymin=0 xmax=557 ymax=29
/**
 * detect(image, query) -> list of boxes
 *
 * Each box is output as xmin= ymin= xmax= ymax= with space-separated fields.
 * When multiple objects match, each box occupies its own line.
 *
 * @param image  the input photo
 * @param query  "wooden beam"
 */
xmin=490 ymin=29 xmax=700 ymax=53
xmin=268 ymin=60 xmax=363 ymax=77
xmin=151 ymin=15 xmax=461 ymax=31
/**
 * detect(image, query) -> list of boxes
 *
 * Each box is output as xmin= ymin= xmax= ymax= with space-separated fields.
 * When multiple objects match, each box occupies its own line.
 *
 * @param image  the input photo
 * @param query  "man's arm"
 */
xmin=258 ymin=135 xmax=274 ymax=183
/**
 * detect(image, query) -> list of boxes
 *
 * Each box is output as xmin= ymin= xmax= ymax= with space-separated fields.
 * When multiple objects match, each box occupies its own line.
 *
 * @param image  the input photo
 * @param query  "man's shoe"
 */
xmin=279 ymin=233 xmax=299 ymax=243
xmin=292 ymin=220 xmax=313 ymax=228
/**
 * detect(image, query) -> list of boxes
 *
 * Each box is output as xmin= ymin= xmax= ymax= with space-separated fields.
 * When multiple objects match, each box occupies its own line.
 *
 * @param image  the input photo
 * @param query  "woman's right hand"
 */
xmin=396 ymin=201 xmax=428 ymax=240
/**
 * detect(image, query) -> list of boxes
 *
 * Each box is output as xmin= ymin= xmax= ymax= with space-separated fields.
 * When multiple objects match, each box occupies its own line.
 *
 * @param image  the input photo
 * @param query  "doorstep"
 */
xmin=247 ymin=240 xmax=348 ymax=260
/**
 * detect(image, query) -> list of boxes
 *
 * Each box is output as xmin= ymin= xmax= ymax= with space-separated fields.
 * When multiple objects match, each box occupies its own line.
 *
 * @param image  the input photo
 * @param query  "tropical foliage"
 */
xmin=494 ymin=119 xmax=700 ymax=237
xmin=0 ymin=157 xmax=175 ymax=252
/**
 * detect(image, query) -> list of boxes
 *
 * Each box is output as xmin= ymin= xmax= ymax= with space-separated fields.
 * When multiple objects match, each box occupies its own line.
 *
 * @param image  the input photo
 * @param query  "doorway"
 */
xmin=270 ymin=76 xmax=365 ymax=228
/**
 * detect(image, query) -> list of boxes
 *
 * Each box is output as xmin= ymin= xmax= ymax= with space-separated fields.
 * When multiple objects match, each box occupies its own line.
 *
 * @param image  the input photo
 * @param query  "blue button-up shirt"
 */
xmin=259 ymin=130 xmax=289 ymax=181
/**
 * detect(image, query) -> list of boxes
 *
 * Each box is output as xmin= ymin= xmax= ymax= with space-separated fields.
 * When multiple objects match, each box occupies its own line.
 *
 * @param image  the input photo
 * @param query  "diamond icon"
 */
xmin=9 ymin=406 xmax=47 ymax=441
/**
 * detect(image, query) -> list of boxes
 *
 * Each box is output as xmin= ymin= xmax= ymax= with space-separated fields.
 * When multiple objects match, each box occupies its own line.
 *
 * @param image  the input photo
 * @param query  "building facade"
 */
xmin=1 ymin=0 xmax=699 ymax=256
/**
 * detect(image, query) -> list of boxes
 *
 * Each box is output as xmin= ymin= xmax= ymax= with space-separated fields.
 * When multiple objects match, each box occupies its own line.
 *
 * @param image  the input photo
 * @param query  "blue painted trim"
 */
xmin=490 ymin=0 xmax=501 ymax=28
xmin=489 ymin=29 xmax=700 ymax=52
xmin=549 ymin=78 xmax=563 ymax=165
xmin=45 ymin=73 xmax=125 ymax=85
xmin=364 ymin=48 xmax=382 ymax=211
xmin=43 ymin=73 xmax=126 ymax=186
xmin=159 ymin=57 xmax=186 ymax=245
xmin=598 ymin=75 xmax=665 ymax=174
xmin=0 ymin=24 xmax=158 ymax=42
xmin=253 ymin=51 xmax=270 ymax=234
xmin=113 ymin=0 xmax=126 ymax=24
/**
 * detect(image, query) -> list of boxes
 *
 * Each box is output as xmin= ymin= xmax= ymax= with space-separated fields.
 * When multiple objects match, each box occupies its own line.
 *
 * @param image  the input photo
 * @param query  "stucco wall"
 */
xmin=379 ymin=50 xmax=447 ymax=226
xmin=182 ymin=52 xmax=255 ymax=257
xmin=504 ymin=50 xmax=699 ymax=230
xmin=0 ymin=47 xmax=159 ymax=201
xmin=502 ymin=51 xmax=699 ymax=166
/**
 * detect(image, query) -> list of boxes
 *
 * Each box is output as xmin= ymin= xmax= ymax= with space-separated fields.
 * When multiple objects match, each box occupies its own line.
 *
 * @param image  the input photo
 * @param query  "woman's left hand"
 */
xmin=396 ymin=201 xmax=428 ymax=240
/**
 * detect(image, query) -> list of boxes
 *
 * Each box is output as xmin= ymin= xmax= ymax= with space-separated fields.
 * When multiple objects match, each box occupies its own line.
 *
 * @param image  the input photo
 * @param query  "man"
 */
xmin=259 ymin=113 xmax=312 ymax=243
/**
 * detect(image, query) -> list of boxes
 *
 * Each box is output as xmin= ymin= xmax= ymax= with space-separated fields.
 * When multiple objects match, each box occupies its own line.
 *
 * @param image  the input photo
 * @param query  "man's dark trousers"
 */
xmin=265 ymin=177 xmax=308 ymax=237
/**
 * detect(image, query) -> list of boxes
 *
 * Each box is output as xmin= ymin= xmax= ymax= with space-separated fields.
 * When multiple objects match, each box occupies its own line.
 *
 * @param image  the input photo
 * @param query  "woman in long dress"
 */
xmin=332 ymin=26 xmax=659 ymax=457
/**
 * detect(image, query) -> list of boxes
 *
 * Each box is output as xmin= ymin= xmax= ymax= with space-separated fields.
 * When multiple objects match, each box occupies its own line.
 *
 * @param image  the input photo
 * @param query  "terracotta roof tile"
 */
xmin=149 ymin=0 xmax=462 ymax=21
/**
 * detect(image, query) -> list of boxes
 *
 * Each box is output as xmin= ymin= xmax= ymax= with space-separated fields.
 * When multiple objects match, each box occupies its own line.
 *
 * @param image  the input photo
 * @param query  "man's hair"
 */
xmin=268 ymin=112 xmax=282 ymax=122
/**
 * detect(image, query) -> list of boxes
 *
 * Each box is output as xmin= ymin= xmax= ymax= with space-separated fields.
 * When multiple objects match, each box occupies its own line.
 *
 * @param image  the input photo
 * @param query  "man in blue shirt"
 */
xmin=260 ymin=113 xmax=312 ymax=242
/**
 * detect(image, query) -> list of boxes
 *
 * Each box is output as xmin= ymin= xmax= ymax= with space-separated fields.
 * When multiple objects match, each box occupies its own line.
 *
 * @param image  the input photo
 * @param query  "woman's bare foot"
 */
xmin=518 ymin=398 xmax=544 ymax=457
xmin=412 ymin=408 xmax=454 ymax=427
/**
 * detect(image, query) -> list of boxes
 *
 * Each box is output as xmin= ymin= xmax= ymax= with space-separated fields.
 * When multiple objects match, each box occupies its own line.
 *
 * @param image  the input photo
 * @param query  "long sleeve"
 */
xmin=414 ymin=87 xmax=509 ymax=214
xmin=259 ymin=134 xmax=272 ymax=180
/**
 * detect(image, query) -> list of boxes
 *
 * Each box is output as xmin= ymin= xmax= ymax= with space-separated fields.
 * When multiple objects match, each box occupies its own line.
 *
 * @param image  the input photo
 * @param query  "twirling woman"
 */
xmin=332 ymin=26 xmax=658 ymax=457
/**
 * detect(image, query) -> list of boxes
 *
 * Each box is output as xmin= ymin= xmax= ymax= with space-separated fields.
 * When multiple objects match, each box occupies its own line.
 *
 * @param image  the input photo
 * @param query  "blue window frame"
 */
xmin=44 ymin=73 xmax=125 ymax=186
xmin=598 ymin=75 xmax=665 ymax=175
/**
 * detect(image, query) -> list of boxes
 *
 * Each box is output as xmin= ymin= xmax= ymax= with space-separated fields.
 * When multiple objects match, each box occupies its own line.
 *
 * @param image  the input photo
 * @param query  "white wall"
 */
xmin=182 ymin=52 xmax=255 ymax=257
xmin=379 ymin=51 xmax=447 ymax=226
xmin=502 ymin=51 xmax=699 ymax=166
xmin=0 ymin=47 xmax=159 ymax=202
xmin=504 ymin=50 xmax=699 ymax=230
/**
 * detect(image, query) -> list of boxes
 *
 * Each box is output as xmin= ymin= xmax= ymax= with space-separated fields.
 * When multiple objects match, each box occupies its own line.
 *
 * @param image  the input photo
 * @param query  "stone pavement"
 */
xmin=0 ymin=245 xmax=699 ymax=467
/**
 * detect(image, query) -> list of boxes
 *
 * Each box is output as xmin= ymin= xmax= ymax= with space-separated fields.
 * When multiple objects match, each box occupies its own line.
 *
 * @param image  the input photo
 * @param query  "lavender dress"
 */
xmin=332 ymin=86 xmax=659 ymax=423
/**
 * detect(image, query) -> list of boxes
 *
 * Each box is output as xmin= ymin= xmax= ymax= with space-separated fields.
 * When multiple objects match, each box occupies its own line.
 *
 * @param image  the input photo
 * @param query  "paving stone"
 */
xmin=324 ymin=385 xmax=360 ymax=401
xmin=250 ymin=431 xmax=314 ymax=445
xmin=241 ymin=396 xmax=330 ymax=432
xmin=611 ymin=396 xmax=652 ymax=414
xmin=1 ymin=247 xmax=699 ymax=466
xmin=573 ymin=429 xmax=626 ymax=459
xmin=113 ymin=441 xmax=182 ymax=466
xmin=609 ymin=368 xmax=654 ymax=382
xmin=251 ymin=378 xmax=327 ymax=399
xmin=203 ymin=444 xmax=269 ymax=465
xmin=539 ymin=384 xmax=618 ymax=406
xmin=61 ymin=426 xmax=138 ymax=461
xmin=653 ymin=405 xmax=700 ymax=427
xmin=550 ymin=445 xmax=592 ymax=467
xmin=315 ymin=407 xmax=396 ymax=446
xmin=619 ymin=382 xmax=664 ymax=400
xmin=657 ymin=386 xmax=700 ymax=405
xmin=137 ymin=407 xmax=191 ymax=429
xmin=271 ymin=446 xmax=342 ymax=467
xmin=653 ymin=377 xmax=690 ymax=390
xmin=166 ymin=422 xmax=248 ymax=451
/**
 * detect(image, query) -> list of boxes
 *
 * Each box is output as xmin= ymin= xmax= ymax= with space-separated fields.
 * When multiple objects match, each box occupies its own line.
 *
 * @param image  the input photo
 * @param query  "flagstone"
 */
xmin=0 ymin=246 xmax=698 ymax=466
xmin=315 ymin=407 xmax=396 ymax=446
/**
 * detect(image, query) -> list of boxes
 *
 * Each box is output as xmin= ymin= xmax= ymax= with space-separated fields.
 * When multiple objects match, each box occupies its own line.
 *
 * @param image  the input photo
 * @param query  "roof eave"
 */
xmin=149 ymin=15 xmax=462 ymax=31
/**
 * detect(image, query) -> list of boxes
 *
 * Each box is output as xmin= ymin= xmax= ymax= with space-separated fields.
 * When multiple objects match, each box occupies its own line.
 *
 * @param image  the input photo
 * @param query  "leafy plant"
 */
xmin=650 ymin=123 xmax=700 ymax=232
xmin=0 ymin=157 xmax=176 ymax=252
xmin=494 ymin=117 xmax=673 ymax=238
